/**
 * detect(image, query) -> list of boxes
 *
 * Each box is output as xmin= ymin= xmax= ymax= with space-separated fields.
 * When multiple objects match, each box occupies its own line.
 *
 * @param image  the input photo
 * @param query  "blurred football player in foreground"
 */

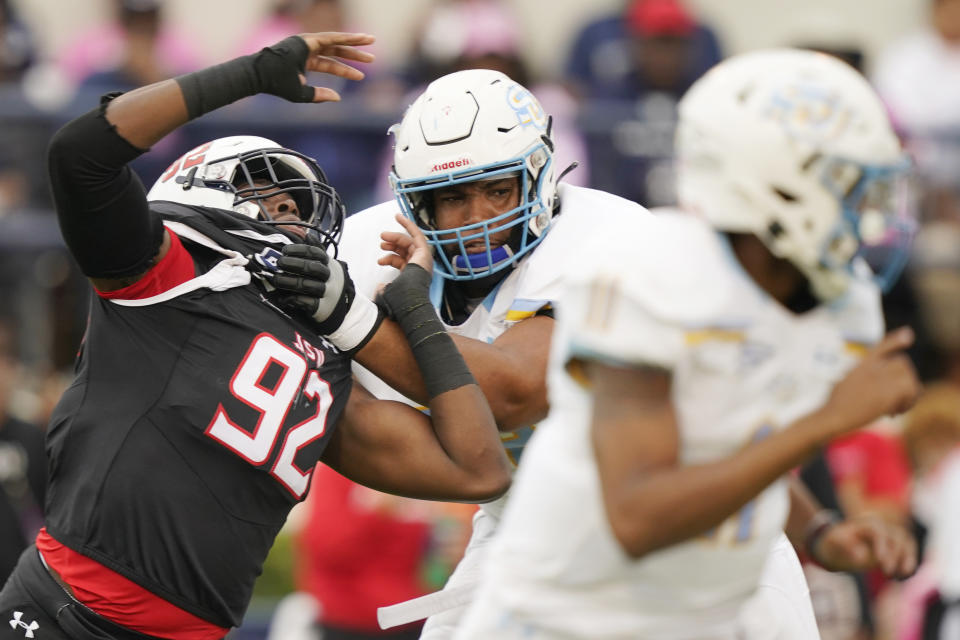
xmin=454 ymin=49 xmax=922 ymax=639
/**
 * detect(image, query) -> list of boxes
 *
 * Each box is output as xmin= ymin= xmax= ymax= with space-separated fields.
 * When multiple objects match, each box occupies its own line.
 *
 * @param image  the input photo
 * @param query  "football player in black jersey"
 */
xmin=0 ymin=32 xmax=511 ymax=640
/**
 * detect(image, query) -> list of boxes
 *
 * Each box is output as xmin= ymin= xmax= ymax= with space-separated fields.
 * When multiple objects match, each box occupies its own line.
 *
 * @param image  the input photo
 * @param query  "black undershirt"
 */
xmin=46 ymin=95 xmax=164 ymax=279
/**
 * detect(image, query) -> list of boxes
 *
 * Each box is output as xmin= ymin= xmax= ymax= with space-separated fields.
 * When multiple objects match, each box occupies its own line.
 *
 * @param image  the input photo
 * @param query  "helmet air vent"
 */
xmin=773 ymin=187 xmax=798 ymax=203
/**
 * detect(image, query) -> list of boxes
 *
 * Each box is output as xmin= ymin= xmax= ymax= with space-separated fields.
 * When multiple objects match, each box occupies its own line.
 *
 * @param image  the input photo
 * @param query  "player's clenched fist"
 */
xmin=823 ymin=326 xmax=921 ymax=433
xmin=272 ymin=244 xmax=340 ymax=322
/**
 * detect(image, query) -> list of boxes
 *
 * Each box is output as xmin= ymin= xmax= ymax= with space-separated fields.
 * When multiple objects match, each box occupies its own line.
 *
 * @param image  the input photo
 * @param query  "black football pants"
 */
xmin=0 ymin=546 xmax=171 ymax=640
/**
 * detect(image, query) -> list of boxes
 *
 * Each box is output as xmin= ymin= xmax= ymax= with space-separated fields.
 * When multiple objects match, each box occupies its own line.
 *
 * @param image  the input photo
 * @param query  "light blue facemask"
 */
xmin=392 ymin=144 xmax=554 ymax=281
xmin=819 ymin=156 xmax=916 ymax=292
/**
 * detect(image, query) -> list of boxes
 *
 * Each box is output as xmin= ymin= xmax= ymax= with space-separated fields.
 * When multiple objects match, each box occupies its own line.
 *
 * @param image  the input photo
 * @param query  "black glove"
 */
xmin=176 ymin=36 xmax=314 ymax=120
xmin=271 ymin=244 xmax=382 ymax=352
xmin=251 ymin=36 xmax=316 ymax=103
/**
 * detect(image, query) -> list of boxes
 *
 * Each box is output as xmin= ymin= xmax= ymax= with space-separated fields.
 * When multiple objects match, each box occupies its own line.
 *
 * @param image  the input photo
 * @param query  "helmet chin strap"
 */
xmin=449 ymin=219 xmax=528 ymax=276
xmin=556 ymin=161 xmax=579 ymax=184
xmin=451 ymin=244 xmax=515 ymax=276
xmin=259 ymin=218 xmax=339 ymax=255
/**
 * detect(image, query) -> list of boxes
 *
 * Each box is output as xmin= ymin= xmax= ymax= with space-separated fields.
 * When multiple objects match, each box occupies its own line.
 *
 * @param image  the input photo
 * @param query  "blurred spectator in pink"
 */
xmin=234 ymin=0 xmax=398 ymax=105
xmin=58 ymin=0 xmax=205 ymax=187
xmin=289 ymin=464 xmax=474 ymax=640
xmin=874 ymin=0 xmax=960 ymax=136
xmin=56 ymin=0 xmax=203 ymax=90
xmin=236 ymin=0 xmax=349 ymax=54
xmin=563 ymin=0 xmax=722 ymax=102
xmin=231 ymin=0 xmax=402 ymax=213
xmin=873 ymin=0 xmax=960 ymax=226
xmin=374 ymin=0 xmax=589 ymax=203
xmin=896 ymin=384 xmax=960 ymax=639
xmin=402 ymin=0 xmax=521 ymax=88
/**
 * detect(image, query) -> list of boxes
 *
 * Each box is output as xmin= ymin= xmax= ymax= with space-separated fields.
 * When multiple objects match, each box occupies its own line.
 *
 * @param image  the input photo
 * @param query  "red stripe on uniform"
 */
xmin=35 ymin=529 xmax=230 ymax=640
xmin=96 ymin=229 xmax=196 ymax=299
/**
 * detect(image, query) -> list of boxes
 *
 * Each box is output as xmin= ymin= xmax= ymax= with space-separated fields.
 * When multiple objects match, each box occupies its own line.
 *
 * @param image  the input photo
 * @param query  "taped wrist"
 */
xmin=316 ymin=260 xmax=383 ymax=354
xmin=381 ymin=264 xmax=475 ymax=398
xmin=804 ymin=509 xmax=841 ymax=565
xmin=175 ymin=36 xmax=313 ymax=120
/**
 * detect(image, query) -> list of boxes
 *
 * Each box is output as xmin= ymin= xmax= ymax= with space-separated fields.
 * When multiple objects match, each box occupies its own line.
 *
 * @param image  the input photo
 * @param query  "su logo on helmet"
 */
xmin=507 ymin=84 xmax=547 ymax=131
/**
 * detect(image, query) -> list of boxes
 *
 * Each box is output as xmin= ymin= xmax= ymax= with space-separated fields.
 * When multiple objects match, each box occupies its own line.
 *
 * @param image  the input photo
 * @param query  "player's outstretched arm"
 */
xmin=321 ymin=383 xmax=511 ymax=502
xmin=318 ymin=247 xmax=511 ymax=500
xmin=588 ymin=328 xmax=921 ymax=558
xmin=47 ymin=32 xmax=374 ymax=292
xmin=357 ymin=313 xmax=552 ymax=431
xmin=105 ymin=32 xmax=375 ymax=150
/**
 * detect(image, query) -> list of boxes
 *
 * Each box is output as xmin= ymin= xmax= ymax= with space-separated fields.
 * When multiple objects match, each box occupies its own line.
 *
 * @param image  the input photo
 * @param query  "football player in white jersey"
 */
xmin=336 ymin=64 xmax=918 ymax=639
xmin=338 ymin=69 xmax=650 ymax=637
xmin=449 ymin=50 xmax=922 ymax=639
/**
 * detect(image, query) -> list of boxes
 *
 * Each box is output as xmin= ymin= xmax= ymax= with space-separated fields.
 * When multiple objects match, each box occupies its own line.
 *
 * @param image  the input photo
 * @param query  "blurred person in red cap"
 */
xmin=627 ymin=0 xmax=697 ymax=96
xmin=563 ymin=0 xmax=722 ymax=101
xmin=561 ymin=0 xmax=722 ymax=210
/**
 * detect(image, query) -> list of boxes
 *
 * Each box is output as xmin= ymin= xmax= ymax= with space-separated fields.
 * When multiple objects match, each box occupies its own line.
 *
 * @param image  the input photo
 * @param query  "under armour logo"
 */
xmin=8 ymin=611 xmax=39 ymax=638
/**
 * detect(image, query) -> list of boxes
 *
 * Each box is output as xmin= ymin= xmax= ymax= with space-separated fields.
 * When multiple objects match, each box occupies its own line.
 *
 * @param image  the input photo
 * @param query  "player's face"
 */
xmin=241 ymin=178 xmax=307 ymax=239
xmin=431 ymin=177 xmax=521 ymax=253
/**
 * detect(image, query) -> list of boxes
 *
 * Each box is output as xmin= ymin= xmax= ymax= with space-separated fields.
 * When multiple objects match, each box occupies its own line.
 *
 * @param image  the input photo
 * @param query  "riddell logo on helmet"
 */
xmin=431 ymin=158 xmax=471 ymax=172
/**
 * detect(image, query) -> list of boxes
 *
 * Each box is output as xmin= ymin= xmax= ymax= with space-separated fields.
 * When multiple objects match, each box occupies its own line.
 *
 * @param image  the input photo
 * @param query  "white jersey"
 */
xmin=339 ymin=183 xmax=650 ymax=466
xmin=460 ymin=210 xmax=883 ymax=639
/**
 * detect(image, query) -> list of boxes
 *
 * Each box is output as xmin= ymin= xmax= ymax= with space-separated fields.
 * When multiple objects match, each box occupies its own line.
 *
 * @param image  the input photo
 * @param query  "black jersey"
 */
xmin=43 ymin=203 xmax=352 ymax=628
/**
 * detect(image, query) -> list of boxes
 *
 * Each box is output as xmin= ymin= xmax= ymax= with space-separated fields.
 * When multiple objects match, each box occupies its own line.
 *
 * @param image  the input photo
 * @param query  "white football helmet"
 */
xmin=147 ymin=136 xmax=345 ymax=250
xmin=390 ymin=69 xmax=558 ymax=280
xmin=676 ymin=49 xmax=914 ymax=300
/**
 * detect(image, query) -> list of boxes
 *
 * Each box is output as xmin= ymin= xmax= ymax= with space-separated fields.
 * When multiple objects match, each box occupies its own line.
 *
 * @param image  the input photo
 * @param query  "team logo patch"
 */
xmin=506 ymin=84 xmax=548 ymax=131
xmin=9 ymin=612 xmax=39 ymax=638
xmin=252 ymin=247 xmax=283 ymax=272
xmin=766 ymin=83 xmax=852 ymax=143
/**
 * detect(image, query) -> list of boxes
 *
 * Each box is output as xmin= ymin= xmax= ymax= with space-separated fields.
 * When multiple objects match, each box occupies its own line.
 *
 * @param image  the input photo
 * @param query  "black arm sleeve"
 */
xmin=47 ymin=95 xmax=164 ymax=279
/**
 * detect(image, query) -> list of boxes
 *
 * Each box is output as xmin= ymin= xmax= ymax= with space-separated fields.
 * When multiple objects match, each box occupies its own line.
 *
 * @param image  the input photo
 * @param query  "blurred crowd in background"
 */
xmin=1 ymin=0 xmax=959 ymax=639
